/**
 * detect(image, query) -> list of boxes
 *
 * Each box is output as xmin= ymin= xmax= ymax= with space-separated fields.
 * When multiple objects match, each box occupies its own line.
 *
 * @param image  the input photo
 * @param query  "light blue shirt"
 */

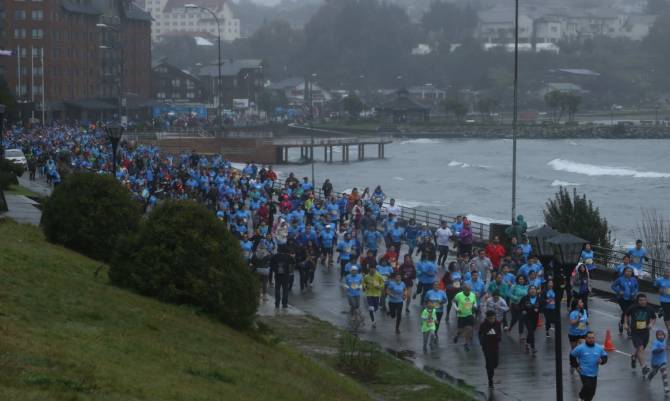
xmin=570 ymin=343 xmax=607 ymax=377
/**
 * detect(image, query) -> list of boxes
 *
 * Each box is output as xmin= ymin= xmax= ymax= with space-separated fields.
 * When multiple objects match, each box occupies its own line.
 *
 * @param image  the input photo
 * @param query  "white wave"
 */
xmin=548 ymin=158 xmax=670 ymax=178
xmin=466 ymin=213 xmax=511 ymax=225
xmin=392 ymin=176 xmax=405 ymax=181
xmin=568 ymin=140 xmax=578 ymax=146
xmin=551 ymin=179 xmax=581 ymax=187
xmin=400 ymin=138 xmax=441 ymax=145
xmin=448 ymin=160 xmax=471 ymax=168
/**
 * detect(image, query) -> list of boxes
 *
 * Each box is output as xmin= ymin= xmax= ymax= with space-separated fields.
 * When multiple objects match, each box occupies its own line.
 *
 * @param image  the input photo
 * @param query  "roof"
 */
xmin=266 ymin=78 xmax=305 ymax=90
xmin=199 ymin=59 xmax=263 ymax=77
xmin=553 ymin=68 xmax=601 ymax=77
xmin=624 ymin=15 xmax=657 ymax=26
xmin=377 ymin=89 xmax=429 ymax=112
xmin=62 ymin=0 xmax=101 ymax=15
xmin=153 ymin=61 xmax=202 ymax=82
xmin=546 ymin=82 xmax=584 ymax=91
xmin=126 ymin=3 xmax=152 ymax=21
xmin=163 ymin=0 xmax=227 ymax=13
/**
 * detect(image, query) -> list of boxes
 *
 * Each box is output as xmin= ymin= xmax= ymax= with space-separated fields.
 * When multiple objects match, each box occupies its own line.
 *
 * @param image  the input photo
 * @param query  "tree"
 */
xmin=544 ymin=90 xmax=564 ymax=123
xmin=40 ymin=173 xmax=141 ymax=262
xmin=421 ymin=1 xmax=477 ymax=44
xmin=342 ymin=93 xmax=364 ymax=120
xmin=563 ymin=92 xmax=582 ymax=121
xmin=258 ymin=89 xmax=288 ymax=115
xmin=110 ymin=201 xmax=259 ymax=328
xmin=637 ymin=209 xmax=670 ymax=265
xmin=476 ymin=97 xmax=498 ymax=121
xmin=544 ymin=187 xmax=613 ymax=249
xmin=443 ymin=98 xmax=467 ymax=122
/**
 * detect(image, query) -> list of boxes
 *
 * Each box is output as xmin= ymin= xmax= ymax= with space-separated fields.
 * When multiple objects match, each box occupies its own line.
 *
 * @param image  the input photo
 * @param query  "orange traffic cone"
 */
xmin=537 ymin=315 xmax=543 ymax=328
xmin=604 ymin=329 xmax=616 ymax=351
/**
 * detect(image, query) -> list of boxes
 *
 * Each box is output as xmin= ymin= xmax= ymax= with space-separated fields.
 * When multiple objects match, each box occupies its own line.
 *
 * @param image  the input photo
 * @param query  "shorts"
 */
xmin=367 ymin=296 xmax=380 ymax=311
xmin=457 ymin=315 xmax=474 ymax=328
xmin=348 ymin=296 xmax=361 ymax=310
xmin=631 ymin=330 xmax=650 ymax=349
xmin=568 ymin=334 xmax=586 ymax=343
xmin=662 ymin=302 xmax=670 ymax=322
xmin=321 ymin=246 xmax=333 ymax=255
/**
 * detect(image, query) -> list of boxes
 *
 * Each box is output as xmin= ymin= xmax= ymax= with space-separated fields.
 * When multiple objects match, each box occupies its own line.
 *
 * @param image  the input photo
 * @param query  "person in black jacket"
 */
xmin=322 ymin=179 xmax=333 ymax=199
xmin=270 ymin=247 xmax=297 ymax=309
xmin=479 ymin=310 xmax=502 ymax=388
xmin=520 ymin=285 xmax=541 ymax=355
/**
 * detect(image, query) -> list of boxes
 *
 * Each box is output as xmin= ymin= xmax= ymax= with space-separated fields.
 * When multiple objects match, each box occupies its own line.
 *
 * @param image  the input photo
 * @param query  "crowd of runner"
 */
xmin=5 ymin=125 xmax=670 ymax=400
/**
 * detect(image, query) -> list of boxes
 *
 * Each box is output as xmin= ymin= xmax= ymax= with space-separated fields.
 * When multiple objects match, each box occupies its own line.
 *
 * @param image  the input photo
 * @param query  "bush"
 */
xmin=338 ymin=333 xmax=381 ymax=381
xmin=544 ymin=187 xmax=613 ymax=248
xmin=109 ymin=201 xmax=259 ymax=328
xmin=40 ymin=173 xmax=141 ymax=262
xmin=0 ymin=159 xmax=24 ymax=191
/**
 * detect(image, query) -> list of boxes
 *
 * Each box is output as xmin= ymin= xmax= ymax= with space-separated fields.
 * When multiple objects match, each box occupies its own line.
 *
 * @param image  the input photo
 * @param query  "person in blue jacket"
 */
xmin=654 ymin=270 xmax=670 ymax=331
xmin=647 ymin=330 xmax=669 ymax=393
xmin=570 ymin=331 xmax=608 ymax=401
xmin=611 ymin=266 xmax=639 ymax=334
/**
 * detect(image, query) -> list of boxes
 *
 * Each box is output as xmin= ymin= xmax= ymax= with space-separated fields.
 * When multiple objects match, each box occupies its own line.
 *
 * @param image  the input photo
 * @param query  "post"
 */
xmin=310 ymin=133 xmax=315 ymax=186
xmin=553 ymin=259 xmax=564 ymax=401
xmin=41 ymin=48 xmax=45 ymax=124
xmin=511 ymin=0 xmax=519 ymax=223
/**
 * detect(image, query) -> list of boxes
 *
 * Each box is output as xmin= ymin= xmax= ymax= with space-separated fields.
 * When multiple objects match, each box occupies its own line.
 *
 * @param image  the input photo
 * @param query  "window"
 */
xmin=19 ymin=47 xmax=27 ymax=57
xmin=157 ymin=92 xmax=166 ymax=99
xmin=186 ymin=92 xmax=195 ymax=99
xmin=14 ymin=28 xmax=26 ymax=39
xmin=171 ymin=78 xmax=180 ymax=87
xmin=32 ymin=66 xmax=42 ymax=76
xmin=16 ymin=84 xmax=27 ymax=96
xmin=186 ymin=80 xmax=194 ymax=89
xmin=32 ymin=47 xmax=42 ymax=56
xmin=31 ymin=10 xmax=43 ymax=20
xmin=32 ymin=28 xmax=43 ymax=39
xmin=32 ymin=84 xmax=42 ymax=94
xmin=14 ymin=10 xmax=26 ymax=20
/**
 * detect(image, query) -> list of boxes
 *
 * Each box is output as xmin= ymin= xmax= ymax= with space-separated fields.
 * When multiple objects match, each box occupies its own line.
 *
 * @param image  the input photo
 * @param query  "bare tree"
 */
xmin=637 ymin=208 xmax=670 ymax=263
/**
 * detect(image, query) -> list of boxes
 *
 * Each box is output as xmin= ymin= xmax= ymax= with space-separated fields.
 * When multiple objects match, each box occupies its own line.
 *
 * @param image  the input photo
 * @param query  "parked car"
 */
xmin=4 ymin=148 xmax=27 ymax=167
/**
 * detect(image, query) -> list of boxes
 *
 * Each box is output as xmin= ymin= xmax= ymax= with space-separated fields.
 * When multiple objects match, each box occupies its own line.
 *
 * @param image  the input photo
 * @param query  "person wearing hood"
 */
xmin=571 ymin=263 xmax=592 ymax=311
xmin=459 ymin=221 xmax=474 ymax=257
xmin=505 ymin=215 xmax=527 ymax=241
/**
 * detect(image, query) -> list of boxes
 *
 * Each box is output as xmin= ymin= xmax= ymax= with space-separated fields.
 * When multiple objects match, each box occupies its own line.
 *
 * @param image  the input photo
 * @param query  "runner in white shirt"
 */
xmin=435 ymin=221 xmax=453 ymax=267
xmin=384 ymin=198 xmax=401 ymax=217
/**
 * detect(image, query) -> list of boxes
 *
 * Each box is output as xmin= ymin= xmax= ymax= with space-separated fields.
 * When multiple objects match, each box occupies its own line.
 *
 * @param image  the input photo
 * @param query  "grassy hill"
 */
xmin=0 ymin=219 xmax=374 ymax=401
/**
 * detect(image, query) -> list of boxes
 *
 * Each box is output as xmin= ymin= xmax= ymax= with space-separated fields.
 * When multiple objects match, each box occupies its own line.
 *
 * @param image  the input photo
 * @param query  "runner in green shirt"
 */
xmin=363 ymin=265 xmax=386 ymax=328
xmin=453 ymin=284 xmax=478 ymax=351
xmin=421 ymin=305 xmax=437 ymax=352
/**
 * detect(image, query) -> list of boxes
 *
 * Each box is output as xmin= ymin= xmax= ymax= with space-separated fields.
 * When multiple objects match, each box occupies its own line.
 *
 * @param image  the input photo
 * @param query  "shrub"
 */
xmin=544 ymin=187 xmax=613 ymax=248
xmin=338 ymin=333 xmax=381 ymax=381
xmin=109 ymin=201 xmax=259 ymax=328
xmin=40 ymin=173 xmax=141 ymax=261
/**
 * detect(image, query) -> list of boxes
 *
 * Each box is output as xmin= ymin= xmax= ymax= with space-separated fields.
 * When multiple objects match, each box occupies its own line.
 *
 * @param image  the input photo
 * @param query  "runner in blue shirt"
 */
xmin=570 ymin=331 xmax=608 ymax=401
xmin=568 ymin=298 xmax=589 ymax=351
xmin=345 ymin=266 xmax=363 ymax=319
xmin=416 ymin=257 xmax=437 ymax=304
xmin=337 ymin=233 xmax=355 ymax=280
xmin=655 ymin=270 xmax=670 ymax=331
xmin=612 ymin=266 xmax=639 ymax=334
xmin=465 ymin=270 xmax=486 ymax=302
xmin=364 ymin=229 xmax=384 ymax=257
xmin=319 ymin=225 xmax=336 ymax=268
xmin=404 ymin=219 xmax=419 ymax=255
xmin=627 ymin=240 xmax=649 ymax=275
xmin=387 ymin=273 xmax=407 ymax=333
xmin=647 ymin=330 xmax=669 ymax=393
xmin=376 ymin=257 xmax=394 ymax=312
xmin=580 ymin=243 xmax=596 ymax=271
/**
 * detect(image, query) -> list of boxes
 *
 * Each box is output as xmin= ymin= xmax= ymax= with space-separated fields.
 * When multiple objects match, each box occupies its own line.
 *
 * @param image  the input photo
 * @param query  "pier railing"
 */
xmin=592 ymin=245 xmax=670 ymax=280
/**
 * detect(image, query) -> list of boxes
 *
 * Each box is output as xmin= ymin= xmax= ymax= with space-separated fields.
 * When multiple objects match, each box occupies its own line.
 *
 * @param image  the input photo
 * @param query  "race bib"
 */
xmin=351 ymin=283 xmax=360 ymax=290
xmin=464 ymin=300 xmax=472 ymax=309
xmin=344 ymin=247 xmax=351 ymax=254
xmin=636 ymin=321 xmax=647 ymax=330
xmin=453 ymin=281 xmax=461 ymax=288
xmin=578 ymin=322 xmax=586 ymax=330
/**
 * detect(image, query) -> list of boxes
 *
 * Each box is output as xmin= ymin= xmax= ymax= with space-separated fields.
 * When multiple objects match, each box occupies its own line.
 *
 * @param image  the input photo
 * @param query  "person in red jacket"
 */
xmin=485 ymin=236 xmax=506 ymax=272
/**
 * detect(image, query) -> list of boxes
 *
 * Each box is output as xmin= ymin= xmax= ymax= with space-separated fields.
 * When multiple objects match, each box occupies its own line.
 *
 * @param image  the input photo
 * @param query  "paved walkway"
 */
xmin=264 ymin=261 xmax=670 ymax=401
xmin=1 ymin=176 xmax=51 ymax=225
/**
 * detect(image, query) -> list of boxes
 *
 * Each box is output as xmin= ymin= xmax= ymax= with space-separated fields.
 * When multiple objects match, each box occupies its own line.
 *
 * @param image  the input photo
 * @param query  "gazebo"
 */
xmin=376 ymin=89 xmax=429 ymax=124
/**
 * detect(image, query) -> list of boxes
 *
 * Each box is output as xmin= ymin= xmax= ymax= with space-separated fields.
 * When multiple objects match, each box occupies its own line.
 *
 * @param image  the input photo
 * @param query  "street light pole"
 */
xmin=185 ymin=4 xmax=222 ymax=133
xmin=511 ymin=0 xmax=519 ymax=224
xmin=97 ymin=23 xmax=124 ymax=124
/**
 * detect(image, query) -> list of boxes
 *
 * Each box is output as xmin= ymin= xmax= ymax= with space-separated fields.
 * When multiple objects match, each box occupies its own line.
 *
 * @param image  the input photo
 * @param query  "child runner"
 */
xmin=647 ymin=330 xmax=669 ymax=393
xmin=421 ymin=304 xmax=437 ymax=352
xmin=425 ymin=282 xmax=448 ymax=341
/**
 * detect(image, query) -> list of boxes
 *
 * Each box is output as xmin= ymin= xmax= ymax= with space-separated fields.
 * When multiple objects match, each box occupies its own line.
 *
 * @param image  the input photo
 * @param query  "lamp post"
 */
xmin=185 ymin=4 xmax=222 ymax=132
xmin=546 ymin=232 xmax=588 ymax=401
xmin=511 ymin=0 xmax=520 ymax=223
xmin=527 ymin=225 xmax=559 ymax=266
xmin=0 ymin=104 xmax=5 ymax=161
xmin=105 ymin=122 xmax=124 ymax=175
xmin=97 ymin=23 xmax=124 ymax=125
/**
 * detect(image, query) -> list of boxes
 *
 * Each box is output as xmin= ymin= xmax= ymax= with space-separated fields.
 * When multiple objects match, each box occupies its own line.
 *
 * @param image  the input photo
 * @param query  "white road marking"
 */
xmin=614 ymin=349 xmax=633 ymax=357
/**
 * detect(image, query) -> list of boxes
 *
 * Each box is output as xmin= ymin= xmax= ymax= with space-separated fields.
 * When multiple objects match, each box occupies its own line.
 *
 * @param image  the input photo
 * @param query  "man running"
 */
xmin=453 ymin=283 xmax=477 ymax=351
xmin=570 ymin=331 xmax=608 ymax=401
xmin=479 ymin=310 xmax=502 ymax=388
xmin=654 ymin=270 xmax=670 ymax=331
xmin=387 ymin=272 xmax=407 ymax=334
xmin=435 ymin=221 xmax=453 ymax=267
xmin=625 ymin=293 xmax=657 ymax=375
xmin=344 ymin=265 xmax=363 ymax=321
xmin=363 ymin=265 xmax=385 ymax=328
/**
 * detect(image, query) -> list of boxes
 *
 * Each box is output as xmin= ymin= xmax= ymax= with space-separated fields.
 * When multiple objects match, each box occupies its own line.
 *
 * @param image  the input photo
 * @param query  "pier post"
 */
xmin=324 ymin=146 xmax=327 ymax=162
xmin=381 ymin=143 xmax=385 ymax=159
xmin=329 ymin=146 xmax=333 ymax=163
xmin=309 ymin=145 xmax=314 ymax=161
xmin=361 ymin=144 xmax=365 ymax=160
xmin=284 ymin=146 xmax=288 ymax=162
xmin=342 ymin=145 xmax=346 ymax=163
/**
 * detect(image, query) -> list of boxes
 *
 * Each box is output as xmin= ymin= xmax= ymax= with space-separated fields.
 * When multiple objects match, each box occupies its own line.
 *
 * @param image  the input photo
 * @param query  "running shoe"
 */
xmin=453 ymin=335 xmax=459 ymax=344
xmin=631 ymin=356 xmax=637 ymax=369
xmin=618 ymin=321 xmax=624 ymax=334
xmin=642 ymin=366 xmax=650 ymax=376
xmin=464 ymin=343 xmax=470 ymax=352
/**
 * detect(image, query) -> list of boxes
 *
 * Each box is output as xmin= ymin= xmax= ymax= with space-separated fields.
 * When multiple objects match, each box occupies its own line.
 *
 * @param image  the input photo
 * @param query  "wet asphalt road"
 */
xmin=270 ymin=261 xmax=670 ymax=401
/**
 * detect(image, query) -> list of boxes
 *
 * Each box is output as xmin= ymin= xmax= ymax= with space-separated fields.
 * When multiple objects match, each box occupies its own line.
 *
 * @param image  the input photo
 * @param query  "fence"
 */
xmin=592 ymin=245 xmax=670 ymax=281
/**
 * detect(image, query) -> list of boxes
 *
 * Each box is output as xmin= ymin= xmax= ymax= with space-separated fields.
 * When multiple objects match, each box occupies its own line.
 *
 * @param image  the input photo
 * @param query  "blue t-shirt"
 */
xmin=417 ymin=260 xmax=437 ymax=284
xmin=465 ymin=279 xmax=486 ymax=299
xmin=376 ymin=264 xmax=394 ymax=284
xmin=611 ymin=276 xmax=639 ymax=301
xmin=390 ymin=227 xmax=405 ymax=243
xmin=570 ymin=343 xmax=607 ymax=377
xmin=569 ymin=310 xmax=589 ymax=336
xmin=364 ymin=231 xmax=383 ymax=251
xmin=345 ymin=273 xmax=363 ymax=297
xmin=627 ymin=247 xmax=647 ymax=269
xmin=387 ymin=281 xmax=406 ymax=304
xmin=337 ymin=240 xmax=356 ymax=261
xmin=655 ymin=278 xmax=670 ymax=303
xmin=544 ymin=289 xmax=556 ymax=310
xmin=425 ymin=289 xmax=448 ymax=311
xmin=320 ymin=230 xmax=335 ymax=248
xmin=651 ymin=338 xmax=668 ymax=368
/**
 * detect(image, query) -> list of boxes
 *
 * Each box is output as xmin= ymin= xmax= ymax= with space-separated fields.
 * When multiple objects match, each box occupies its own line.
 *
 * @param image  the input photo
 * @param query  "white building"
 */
xmin=618 ymin=15 xmax=657 ymax=41
xmin=476 ymin=8 xmax=534 ymax=44
xmin=141 ymin=0 xmax=241 ymax=43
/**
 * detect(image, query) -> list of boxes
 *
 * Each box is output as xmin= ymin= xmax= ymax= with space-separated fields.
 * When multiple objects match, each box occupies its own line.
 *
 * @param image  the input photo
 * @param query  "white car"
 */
xmin=5 ymin=148 xmax=27 ymax=167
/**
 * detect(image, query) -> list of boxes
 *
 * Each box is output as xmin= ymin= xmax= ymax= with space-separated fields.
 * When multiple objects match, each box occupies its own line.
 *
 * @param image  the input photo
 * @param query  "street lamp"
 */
xmin=185 ymin=4 xmax=222 ymax=132
xmin=511 ymin=0 xmax=520 ymax=224
xmin=0 ymin=104 xmax=5 ymax=161
xmin=97 ymin=23 xmax=124 ymax=124
xmin=546 ymin=232 xmax=588 ymax=401
xmin=105 ymin=122 xmax=124 ymax=175
xmin=526 ymin=225 xmax=559 ymax=263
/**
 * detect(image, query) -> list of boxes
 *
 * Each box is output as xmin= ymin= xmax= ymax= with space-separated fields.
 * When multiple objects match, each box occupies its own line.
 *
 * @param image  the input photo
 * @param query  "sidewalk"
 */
xmin=0 ymin=176 xmax=51 ymax=226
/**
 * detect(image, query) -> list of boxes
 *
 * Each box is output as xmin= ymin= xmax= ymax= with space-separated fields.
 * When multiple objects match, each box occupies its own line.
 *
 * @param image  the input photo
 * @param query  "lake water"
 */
xmin=283 ymin=138 xmax=670 ymax=244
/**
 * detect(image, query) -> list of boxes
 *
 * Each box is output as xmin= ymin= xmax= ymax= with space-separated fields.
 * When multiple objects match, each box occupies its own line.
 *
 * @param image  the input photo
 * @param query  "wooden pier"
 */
xmin=274 ymin=136 xmax=393 ymax=164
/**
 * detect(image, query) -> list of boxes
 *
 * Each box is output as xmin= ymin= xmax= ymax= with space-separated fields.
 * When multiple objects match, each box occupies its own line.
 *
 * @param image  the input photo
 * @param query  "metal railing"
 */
xmin=272 ymin=178 xmax=489 ymax=242
xmin=592 ymin=245 xmax=670 ymax=280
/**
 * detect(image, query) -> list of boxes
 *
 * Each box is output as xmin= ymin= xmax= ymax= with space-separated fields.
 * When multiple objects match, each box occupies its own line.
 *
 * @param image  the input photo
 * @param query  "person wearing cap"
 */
xmin=345 ymin=265 xmax=364 ymax=319
xmin=611 ymin=266 xmax=639 ymax=334
xmin=479 ymin=309 xmax=502 ymax=388
xmin=337 ymin=232 xmax=356 ymax=281
xmin=319 ymin=224 xmax=336 ymax=268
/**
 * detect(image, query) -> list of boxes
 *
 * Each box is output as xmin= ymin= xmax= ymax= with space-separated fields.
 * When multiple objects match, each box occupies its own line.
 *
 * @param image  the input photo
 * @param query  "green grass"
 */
xmin=262 ymin=315 xmax=475 ymax=401
xmin=0 ymin=219 xmax=375 ymax=401
xmin=5 ymin=184 xmax=41 ymax=197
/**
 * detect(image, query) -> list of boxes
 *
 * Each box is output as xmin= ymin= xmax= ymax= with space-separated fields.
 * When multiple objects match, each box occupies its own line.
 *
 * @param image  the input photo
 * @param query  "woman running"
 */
xmin=571 ymin=263 xmax=591 ymax=311
xmin=520 ymin=285 xmax=541 ymax=355
xmin=387 ymin=272 xmax=408 ymax=334
xmin=568 ymin=298 xmax=590 ymax=356
xmin=508 ymin=275 xmax=529 ymax=337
